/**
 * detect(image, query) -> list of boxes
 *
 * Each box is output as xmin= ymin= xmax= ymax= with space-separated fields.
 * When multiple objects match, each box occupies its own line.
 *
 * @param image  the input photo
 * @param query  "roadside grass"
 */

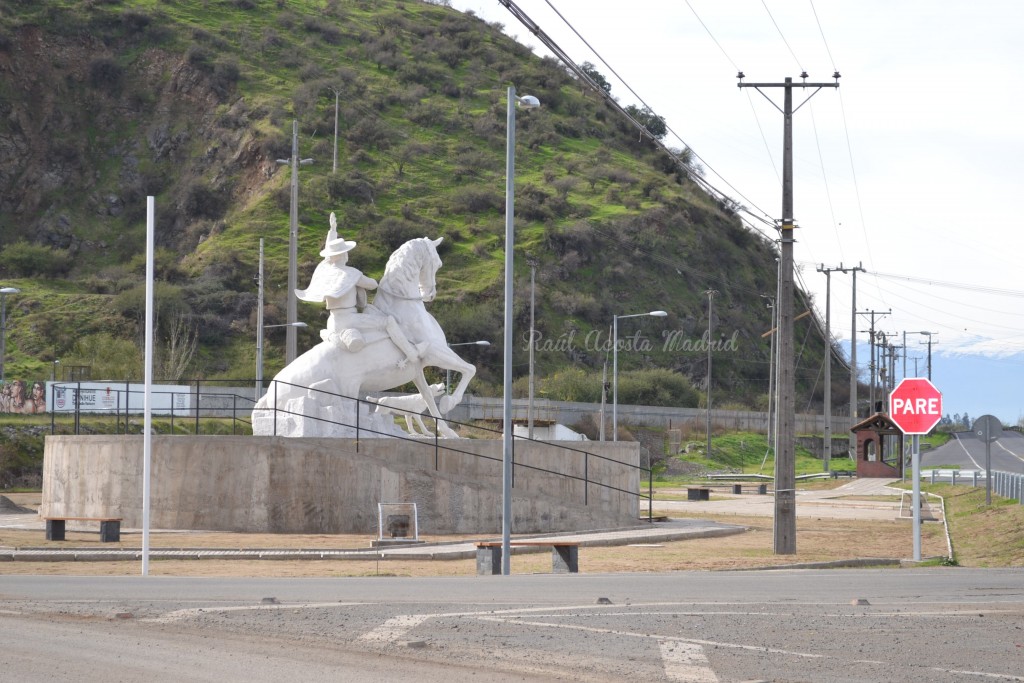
xmin=658 ymin=431 xmax=835 ymax=485
xmin=930 ymin=484 xmax=1024 ymax=567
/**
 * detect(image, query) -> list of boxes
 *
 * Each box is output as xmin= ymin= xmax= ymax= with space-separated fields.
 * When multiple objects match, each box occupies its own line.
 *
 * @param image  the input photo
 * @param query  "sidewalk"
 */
xmin=653 ymin=478 xmax=924 ymax=521
xmin=0 ymin=478 xmax=930 ymax=562
xmin=0 ymin=512 xmax=743 ymax=562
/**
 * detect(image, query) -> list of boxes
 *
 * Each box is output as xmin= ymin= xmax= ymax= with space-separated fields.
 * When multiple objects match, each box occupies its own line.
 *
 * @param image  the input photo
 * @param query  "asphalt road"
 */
xmin=2 ymin=570 xmax=1022 ymax=682
xmin=923 ymin=430 xmax=1024 ymax=474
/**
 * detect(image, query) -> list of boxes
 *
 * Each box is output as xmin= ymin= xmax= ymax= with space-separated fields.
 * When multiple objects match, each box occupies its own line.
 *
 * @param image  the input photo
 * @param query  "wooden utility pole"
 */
xmin=816 ymin=264 xmax=845 ymax=472
xmin=858 ymin=309 xmax=890 ymax=414
xmin=837 ymin=264 xmax=864 ymax=445
xmin=738 ymin=71 xmax=839 ymax=554
xmin=704 ymin=289 xmax=718 ymax=459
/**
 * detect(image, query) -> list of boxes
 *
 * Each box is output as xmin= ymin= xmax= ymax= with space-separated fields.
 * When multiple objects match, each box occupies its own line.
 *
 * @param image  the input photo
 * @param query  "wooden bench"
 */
xmin=475 ymin=541 xmax=579 ymax=575
xmin=45 ymin=517 xmax=122 ymax=543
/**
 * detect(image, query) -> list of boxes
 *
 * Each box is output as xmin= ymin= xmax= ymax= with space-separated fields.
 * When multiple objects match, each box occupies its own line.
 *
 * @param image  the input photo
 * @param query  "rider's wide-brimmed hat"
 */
xmin=320 ymin=235 xmax=357 ymax=257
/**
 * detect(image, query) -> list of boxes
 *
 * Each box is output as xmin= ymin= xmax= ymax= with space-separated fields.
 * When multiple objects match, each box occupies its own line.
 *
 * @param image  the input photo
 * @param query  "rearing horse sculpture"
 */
xmin=252 ymin=236 xmax=476 ymax=438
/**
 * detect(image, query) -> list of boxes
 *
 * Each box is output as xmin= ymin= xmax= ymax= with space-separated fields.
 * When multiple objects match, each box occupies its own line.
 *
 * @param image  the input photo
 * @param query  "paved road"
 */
xmin=1 ymin=570 xmax=1022 ymax=682
xmin=923 ymin=430 xmax=1024 ymax=474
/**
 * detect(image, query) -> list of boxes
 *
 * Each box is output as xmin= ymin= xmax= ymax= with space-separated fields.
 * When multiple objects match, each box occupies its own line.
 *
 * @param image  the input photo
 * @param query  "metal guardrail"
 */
xmin=47 ymin=381 xmax=655 ymax=521
xmin=921 ymin=469 xmax=1024 ymax=504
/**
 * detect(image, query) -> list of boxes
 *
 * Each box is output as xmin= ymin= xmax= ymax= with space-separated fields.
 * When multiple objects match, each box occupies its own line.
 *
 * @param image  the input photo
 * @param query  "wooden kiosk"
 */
xmin=850 ymin=413 xmax=905 ymax=478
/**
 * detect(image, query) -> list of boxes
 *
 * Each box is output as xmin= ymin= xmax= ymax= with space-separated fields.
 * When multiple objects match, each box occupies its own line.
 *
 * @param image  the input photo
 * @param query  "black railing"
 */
xmin=49 ymin=380 xmax=654 ymax=521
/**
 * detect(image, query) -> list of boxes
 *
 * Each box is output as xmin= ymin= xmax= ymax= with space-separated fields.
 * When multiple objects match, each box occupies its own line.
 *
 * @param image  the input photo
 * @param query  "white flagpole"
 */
xmin=142 ymin=197 xmax=155 ymax=576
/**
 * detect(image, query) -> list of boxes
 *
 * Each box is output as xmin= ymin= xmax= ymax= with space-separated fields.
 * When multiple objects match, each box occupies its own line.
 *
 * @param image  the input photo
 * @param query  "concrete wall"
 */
xmin=42 ymin=436 xmax=640 ymax=535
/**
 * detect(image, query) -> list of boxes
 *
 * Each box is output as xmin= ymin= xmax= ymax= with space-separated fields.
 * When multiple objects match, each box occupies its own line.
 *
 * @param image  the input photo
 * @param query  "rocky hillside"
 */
xmin=0 ymin=0 xmax=839 ymax=411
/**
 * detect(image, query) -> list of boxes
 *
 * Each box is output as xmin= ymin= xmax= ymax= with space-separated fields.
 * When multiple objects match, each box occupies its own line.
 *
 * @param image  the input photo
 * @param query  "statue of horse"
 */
xmin=252 ymin=236 xmax=477 ymax=438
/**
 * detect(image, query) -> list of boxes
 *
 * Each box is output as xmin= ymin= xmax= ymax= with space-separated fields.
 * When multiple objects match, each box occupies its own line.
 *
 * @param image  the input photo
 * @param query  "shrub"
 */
xmin=0 ymin=241 xmax=72 ymax=278
xmin=88 ymin=57 xmax=123 ymax=91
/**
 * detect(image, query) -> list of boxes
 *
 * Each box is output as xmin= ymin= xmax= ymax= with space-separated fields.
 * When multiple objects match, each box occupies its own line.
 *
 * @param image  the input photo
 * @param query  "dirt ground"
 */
xmin=0 ymin=492 xmax=948 ymax=577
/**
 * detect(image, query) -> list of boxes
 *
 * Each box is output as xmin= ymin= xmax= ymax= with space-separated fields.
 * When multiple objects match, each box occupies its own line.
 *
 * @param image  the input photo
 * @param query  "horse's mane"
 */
xmin=380 ymin=238 xmax=430 ymax=294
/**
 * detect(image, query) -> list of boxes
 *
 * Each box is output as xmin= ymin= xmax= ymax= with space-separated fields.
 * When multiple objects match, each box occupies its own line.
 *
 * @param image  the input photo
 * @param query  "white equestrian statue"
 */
xmin=252 ymin=214 xmax=477 ymax=438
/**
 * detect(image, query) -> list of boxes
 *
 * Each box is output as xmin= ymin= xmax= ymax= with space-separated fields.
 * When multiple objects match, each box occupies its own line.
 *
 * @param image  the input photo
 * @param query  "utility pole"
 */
xmin=816 ymin=264 xmax=845 ymax=472
xmin=761 ymin=294 xmax=776 ymax=446
xmin=276 ymin=121 xmax=313 ymax=365
xmin=705 ymin=289 xmax=717 ymax=459
xmin=919 ymin=332 xmax=937 ymax=381
xmin=738 ymin=70 xmax=839 ymax=555
xmin=834 ymin=263 xmax=863 ymax=458
xmin=329 ymin=87 xmax=342 ymax=174
xmin=858 ymin=309 xmax=889 ymax=414
xmin=527 ymin=257 xmax=538 ymax=439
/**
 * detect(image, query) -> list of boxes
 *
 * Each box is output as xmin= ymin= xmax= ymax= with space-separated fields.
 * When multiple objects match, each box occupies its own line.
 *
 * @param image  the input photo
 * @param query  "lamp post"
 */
xmin=502 ymin=86 xmax=539 ymax=576
xmin=276 ymin=120 xmax=313 ymax=366
xmin=0 ymin=286 xmax=20 ymax=384
xmin=612 ymin=310 xmax=668 ymax=442
xmin=447 ymin=341 xmax=490 ymax=394
xmin=256 ymin=322 xmax=308 ymax=400
xmin=52 ymin=358 xmax=60 ymax=382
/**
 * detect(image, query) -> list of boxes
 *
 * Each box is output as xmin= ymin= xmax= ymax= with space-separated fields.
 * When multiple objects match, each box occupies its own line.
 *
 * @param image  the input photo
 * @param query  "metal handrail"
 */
xmin=48 ymin=380 xmax=654 ymax=520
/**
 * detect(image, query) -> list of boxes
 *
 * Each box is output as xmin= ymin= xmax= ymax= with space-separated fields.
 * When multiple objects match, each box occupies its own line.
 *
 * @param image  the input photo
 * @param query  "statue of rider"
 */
xmin=296 ymin=213 xmax=425 ymax=368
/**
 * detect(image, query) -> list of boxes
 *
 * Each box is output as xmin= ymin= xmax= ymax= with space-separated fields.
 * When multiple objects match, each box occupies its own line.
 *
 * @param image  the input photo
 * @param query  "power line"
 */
xmin=757 ymin=0 xmax=802 ymax=70
xmin=498 ymin=0 xmax=778 ymax=228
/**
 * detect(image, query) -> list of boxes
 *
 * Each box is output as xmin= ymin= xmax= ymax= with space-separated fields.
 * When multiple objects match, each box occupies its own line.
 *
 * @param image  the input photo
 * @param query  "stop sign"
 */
xmin=888 ymin=378 xmax=943 ymax=434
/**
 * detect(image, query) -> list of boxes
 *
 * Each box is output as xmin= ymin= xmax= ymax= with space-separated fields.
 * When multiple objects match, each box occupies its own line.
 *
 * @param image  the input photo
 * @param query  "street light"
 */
xmin=256 ymin=321 xmax=308 ymax=400
xmin=612 ymin=310 xmax=668 ymax=442
xmin=502 ymin=86 xmax=539 ymax=576
xmin=447 ymin=341 xmax=490 ymax=394
xmin=52 ymin=359 xmax=60 ymax=382
xmin=1 ymin=286 xmax=20 ymax=384
xmin=276 ymin=120 xmax=313 ymax=366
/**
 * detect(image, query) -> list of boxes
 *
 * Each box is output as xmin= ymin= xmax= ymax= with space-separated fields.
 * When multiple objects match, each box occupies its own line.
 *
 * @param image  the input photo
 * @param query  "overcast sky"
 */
xmin=450 ymin=0 xmax=1024 ymax=423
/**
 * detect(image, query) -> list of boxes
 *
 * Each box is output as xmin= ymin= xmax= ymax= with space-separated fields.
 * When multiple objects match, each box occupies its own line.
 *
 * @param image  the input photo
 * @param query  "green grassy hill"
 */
xmin=0 ymin=0 xmax=839 ymax=409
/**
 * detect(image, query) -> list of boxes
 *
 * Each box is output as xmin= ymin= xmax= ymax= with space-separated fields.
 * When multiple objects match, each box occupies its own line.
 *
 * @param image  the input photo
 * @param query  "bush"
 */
xmin=88 ymin=57 xmax=123 ymax=91
xmin=0 ymin=241 xmax=72 ymax=278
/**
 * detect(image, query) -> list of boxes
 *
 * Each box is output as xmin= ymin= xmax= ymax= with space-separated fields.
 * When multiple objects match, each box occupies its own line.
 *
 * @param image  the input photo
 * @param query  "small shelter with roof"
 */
xmin=850 ymin=413 xmax=905 ymax=478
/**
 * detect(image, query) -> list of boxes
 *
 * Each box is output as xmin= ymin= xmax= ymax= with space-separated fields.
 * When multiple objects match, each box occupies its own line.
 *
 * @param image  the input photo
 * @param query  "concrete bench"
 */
xmin=687 ymin=487 xmax=710 ymax=501
xmin=475 ymin=541 xmax=579 ymax=575
xmin=731 ymin=483 xmax=770 ymax=495
xmin=45 ymin=517 xmax=122 ymax=543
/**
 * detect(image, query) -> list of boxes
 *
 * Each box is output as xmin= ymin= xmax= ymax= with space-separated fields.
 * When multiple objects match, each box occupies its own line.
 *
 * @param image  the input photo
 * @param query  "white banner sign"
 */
xmin=49 ymin=382 xmax=192 ymax=415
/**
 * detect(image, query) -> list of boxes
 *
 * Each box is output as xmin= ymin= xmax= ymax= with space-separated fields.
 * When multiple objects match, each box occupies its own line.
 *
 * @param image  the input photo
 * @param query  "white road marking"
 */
xmin=996 ymin=440 xmax=1024 ymax=463
xmin=931 ymin=668 xmax=1024 ymax=681
xmin=660 ymin=640 xmax=719 ymax=682
xmin=358 ymin=614 xmax=433 ymax=643
xmin=144 ymin=602 xmax=365 ymax=624
xmin=954 ymin=433 xmax=983 ymax=468
xmin=476 ymin=616 xmax=824 ymax=659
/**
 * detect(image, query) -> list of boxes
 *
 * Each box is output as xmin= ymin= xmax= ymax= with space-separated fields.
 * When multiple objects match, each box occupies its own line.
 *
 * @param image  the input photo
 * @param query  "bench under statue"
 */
xmin=252 ymin=213 xmax=476 ymax=439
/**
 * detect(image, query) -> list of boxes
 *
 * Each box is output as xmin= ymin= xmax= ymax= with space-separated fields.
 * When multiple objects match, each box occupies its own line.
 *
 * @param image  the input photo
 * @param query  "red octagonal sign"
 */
xmin=889 ymin=378 xmax=943 ymax=434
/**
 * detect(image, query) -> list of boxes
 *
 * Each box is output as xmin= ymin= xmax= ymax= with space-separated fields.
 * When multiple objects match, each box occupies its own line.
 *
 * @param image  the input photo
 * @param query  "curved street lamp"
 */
xmin=612 ymin=310 xmax=668 ymax=442
xmin=501 ymin=87 xmax=540 ymax=575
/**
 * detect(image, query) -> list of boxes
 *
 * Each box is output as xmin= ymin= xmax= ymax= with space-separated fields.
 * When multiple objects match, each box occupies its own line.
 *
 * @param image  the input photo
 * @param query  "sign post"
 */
xmin=973 ymin=414 xmax=1003 ymax=505
xmin=888 ymin=377 xmax=943 ymax=561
